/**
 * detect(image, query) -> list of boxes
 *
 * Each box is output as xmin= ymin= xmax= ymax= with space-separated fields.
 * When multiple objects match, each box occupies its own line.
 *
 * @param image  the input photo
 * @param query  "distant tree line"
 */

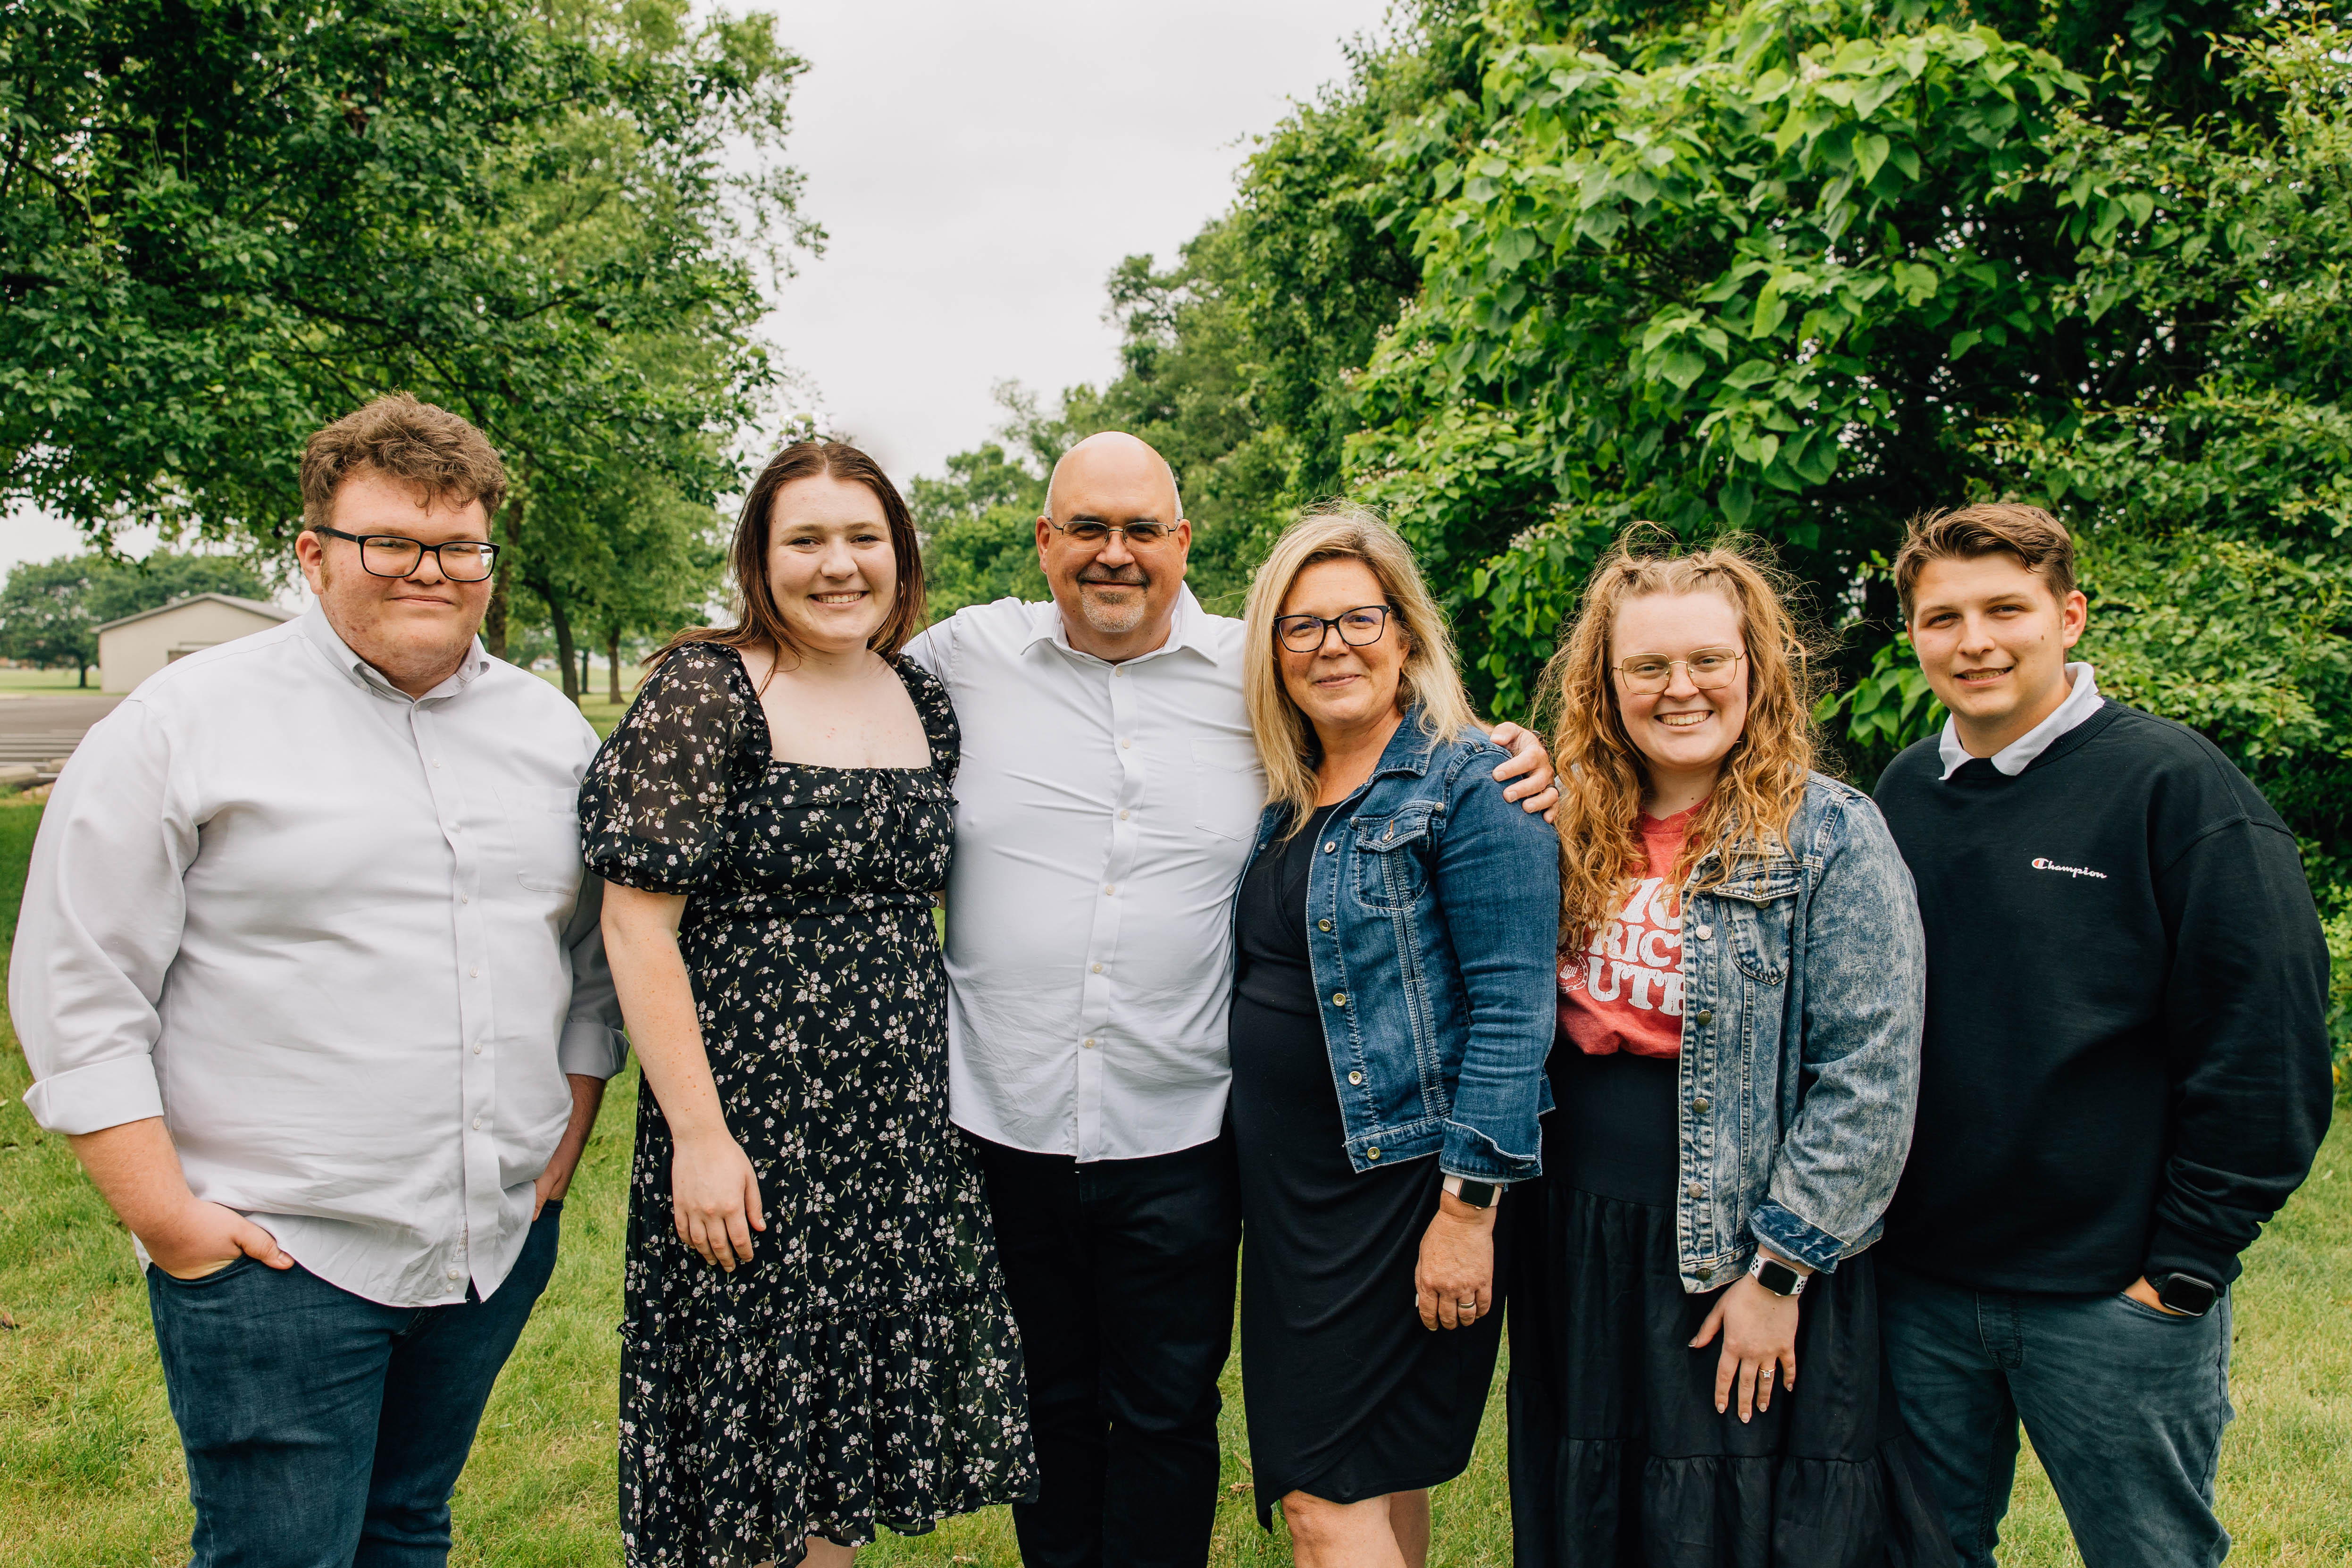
xmin=915 ymin=0 xmax=2352 ymax=1084
xmin=1 ymin=0 xmax=798 ymax=700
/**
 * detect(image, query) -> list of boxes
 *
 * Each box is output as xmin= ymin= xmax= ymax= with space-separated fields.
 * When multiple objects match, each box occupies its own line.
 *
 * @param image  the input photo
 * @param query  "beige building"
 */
xmin=97 ymin=594 xmax=297 ymax=694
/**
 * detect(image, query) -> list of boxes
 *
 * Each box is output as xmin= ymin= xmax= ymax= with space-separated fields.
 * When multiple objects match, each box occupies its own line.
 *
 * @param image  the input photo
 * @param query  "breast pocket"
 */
xmin=1190 ymin=736 xmax=1266 ymax=841
xmin=497 ymin=783 xmax=586 ymax=897
xmin=1709 ymin=861 xmax=1804 ymax=985
xmin=1351 ymin=803 xmax=1440 ymax=912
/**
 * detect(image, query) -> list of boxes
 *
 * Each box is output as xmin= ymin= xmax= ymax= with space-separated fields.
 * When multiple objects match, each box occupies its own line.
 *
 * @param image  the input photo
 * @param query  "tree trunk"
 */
xmin=77 ymin=662 xmax=88 ymax=688
xmin=540 ymin=578 xmax=580 ymax=704
xmin=485 ymin=491 xmax=526 ymax=659
xmin=606 ymin=626 xmax=622 ymax=704
xmin=578 ymin=644 xmax=590 ymax=697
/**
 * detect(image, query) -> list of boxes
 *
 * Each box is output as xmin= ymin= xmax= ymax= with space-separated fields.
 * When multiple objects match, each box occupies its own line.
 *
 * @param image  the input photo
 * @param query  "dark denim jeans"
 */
xmin=972 ymin=1132 xmax=1240 ymax=1568
xmin=146 ymin=1203 xmax=562 ymax=1568
xmin=1878 ymin=1260 xmax=2234 ymax=1568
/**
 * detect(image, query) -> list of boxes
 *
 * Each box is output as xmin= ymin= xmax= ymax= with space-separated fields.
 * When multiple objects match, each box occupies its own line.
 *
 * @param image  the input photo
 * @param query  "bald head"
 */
xmin=1046 ymin=431 xmax=1183 ymax=525
xmin=1035 ymin=430 xmax=1193 ymax=662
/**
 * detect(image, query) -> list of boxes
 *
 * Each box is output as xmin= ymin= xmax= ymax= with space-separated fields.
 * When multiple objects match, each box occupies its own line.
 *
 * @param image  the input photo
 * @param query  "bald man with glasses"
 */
xmin=902 ymin=431 xmax=1557 ymax=1568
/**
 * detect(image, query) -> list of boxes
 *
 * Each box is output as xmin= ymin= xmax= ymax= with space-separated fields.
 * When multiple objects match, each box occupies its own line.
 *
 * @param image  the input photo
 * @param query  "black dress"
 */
xmin=579 ymin=645 xmax=1036 ymax=1568
xmin=1507 ymin=1043 xmax=1957 ymax=1568
xmin=1230 ymin=803 xmax=1507 ymax=1527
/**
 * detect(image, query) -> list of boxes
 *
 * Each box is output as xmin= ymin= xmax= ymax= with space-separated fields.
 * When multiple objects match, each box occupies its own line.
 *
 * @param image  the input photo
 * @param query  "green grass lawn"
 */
xmin=0 ymin=667 xmax=99 ymax=691
xmin=1 ymin=793 xmax=2346 ymax=1563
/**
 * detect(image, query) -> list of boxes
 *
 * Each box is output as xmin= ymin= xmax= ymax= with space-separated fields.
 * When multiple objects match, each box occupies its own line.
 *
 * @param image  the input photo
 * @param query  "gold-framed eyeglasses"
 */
xmin=1613 ymin=647 xmax=1745 ymax=694
xmin=311 ymin=525 xmax=500 ymax=582
xmin=1274 ymin=605 xmax=1394 ymax=654
xmin=1045 ymin=517 xmax=1179 ymax=548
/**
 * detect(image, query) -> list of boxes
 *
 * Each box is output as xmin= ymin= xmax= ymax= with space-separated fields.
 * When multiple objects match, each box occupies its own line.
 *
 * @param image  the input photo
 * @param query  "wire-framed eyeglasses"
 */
xmin=1613 ymin=647 xmax=1745 ymax=694
xmin=1045 ymin=517 xmax=1180 ymax=548
xmin=1273 ymin=604 xmax=1395 ymax=654
xmin=311 ymin=526 xmax=501 ymax=582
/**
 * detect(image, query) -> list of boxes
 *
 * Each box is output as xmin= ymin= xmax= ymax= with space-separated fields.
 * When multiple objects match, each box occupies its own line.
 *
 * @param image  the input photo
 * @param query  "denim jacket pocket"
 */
xmin=1350 ymin=802 xmax=1440 ymax=913
xmin=1709 ymin=861 xmax=1804 ymax=985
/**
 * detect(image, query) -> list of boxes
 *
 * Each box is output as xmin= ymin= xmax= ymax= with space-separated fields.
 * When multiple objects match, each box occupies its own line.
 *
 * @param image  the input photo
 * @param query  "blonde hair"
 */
xmin=1538 ymin=530 xmax=1820 ymax=945
xmin=1243 ymin=506 xmax=1482 ymax=838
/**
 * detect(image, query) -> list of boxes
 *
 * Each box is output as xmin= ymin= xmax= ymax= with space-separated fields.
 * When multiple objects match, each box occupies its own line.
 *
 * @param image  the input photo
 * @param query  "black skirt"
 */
xmin=1507 ymin=1047 xmax=1956 ymax=1568
xmin=1230 ymin=805 xmax=1507 ymax=1527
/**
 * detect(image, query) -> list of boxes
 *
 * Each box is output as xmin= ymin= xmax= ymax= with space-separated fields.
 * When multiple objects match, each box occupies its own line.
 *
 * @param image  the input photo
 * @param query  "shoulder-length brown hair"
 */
xmin=1537 ymin=530 xmax=1820 ymax=945
xmin=1242 ymin=505 xmax=1482 ymax=839
xmin=655 ymin=439 xmax=926 ymax=671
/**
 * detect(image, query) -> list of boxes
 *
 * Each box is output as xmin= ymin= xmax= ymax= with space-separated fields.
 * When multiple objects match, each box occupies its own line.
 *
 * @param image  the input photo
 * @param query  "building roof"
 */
xmin=94 ymin=593 xmax=299 ymax=635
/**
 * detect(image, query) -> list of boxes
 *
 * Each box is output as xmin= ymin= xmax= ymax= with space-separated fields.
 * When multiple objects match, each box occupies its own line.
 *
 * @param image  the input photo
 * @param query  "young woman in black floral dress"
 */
xmin=579 ymin=440 xmax=1035 ymax=1568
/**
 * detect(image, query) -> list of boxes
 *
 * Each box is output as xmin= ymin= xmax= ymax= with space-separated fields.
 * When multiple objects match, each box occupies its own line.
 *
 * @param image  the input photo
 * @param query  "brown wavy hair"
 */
xmin=655 ymin=439 xmax=925 ymax=674
xmin=1537 ymin=530 xmax=1821 ymax=946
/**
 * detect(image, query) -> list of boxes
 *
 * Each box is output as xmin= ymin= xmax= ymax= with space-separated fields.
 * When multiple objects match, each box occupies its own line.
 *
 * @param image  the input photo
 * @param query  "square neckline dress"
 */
xmin=579 ymin=644 xmax=1036 ymax=1568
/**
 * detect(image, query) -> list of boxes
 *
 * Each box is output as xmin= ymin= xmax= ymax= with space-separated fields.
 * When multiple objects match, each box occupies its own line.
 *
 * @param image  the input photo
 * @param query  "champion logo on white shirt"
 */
xmin=2031 ymin=856 xmax=2109 ymax=880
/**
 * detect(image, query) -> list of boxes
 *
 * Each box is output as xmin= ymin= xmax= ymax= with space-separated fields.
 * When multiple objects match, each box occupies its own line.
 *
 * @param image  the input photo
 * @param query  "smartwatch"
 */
xmin=2153 ymin=1272 xmax=2219 ymax=1317
xmin=1748 ymin=1251 xmax=1807 ymax=1298
xmin=1442 ymin=1175 xmax=1502 ymax=1210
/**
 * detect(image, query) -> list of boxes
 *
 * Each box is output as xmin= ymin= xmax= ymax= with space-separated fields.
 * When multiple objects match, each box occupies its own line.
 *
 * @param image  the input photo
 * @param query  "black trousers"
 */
xmin=971 ymin=1130 xmax=1241 ymax=1568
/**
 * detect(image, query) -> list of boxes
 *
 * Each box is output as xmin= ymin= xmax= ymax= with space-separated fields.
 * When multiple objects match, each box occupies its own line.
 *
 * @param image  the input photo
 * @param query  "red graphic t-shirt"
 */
xmin=1557 ymin=800 xmax=1702 ymax=1060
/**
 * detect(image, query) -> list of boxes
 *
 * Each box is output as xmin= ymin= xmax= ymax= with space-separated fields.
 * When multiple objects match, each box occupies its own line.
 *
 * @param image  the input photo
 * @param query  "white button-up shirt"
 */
xmin=13 ymin=606 xmax=625 ymax=1306
xmin=1938 ymin=662 xmax=2103 ymax=778
xmin=904 ymin=588 xmax=1264 ymax=1162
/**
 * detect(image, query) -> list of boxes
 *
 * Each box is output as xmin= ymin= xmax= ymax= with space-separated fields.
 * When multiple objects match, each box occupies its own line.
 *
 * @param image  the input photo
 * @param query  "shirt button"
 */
xmin=1091 ymin=963 xmax=1103 ymax=974
xmin=470 ymin=967 xmax=479 ymax=978
xmin=1348 ymin=1070 xmax=1364 ymax=1085
xmin=1687 ymin=1181 xmax=1705 ymax=1199
xmin=1119 ymin=810 xmax=1130 ymax=820
xmin=460 ymin=896 xmax=470 ymax=905
xmin=1317 ymin=919 xmax=1332 ymax=932
xmin=1694 ymin=1009 xmax=1713 ymax=1026
xmin=471 ymin=1044 xmax=483 ymax=1055
xmin=1082 ymin=1038 xmax=1096 ymax=1048
xmin=1692 ymin=1096 xmax=1711 ymax=1114
xmin=1104 ymin=883 xmax=1116 ymax=895
xmin=447 ymin=1267 xmax=462 ymax=1281
xmin=1120 ymin=738 xmax=1131 ymax=749
xmin=1331 ymin=992 xmax=1348 ymax=1007
xmin=433 ymin=760 xmax=442 ymax=769
xmin=471 ymin=1116 xmax=482 ymax=1130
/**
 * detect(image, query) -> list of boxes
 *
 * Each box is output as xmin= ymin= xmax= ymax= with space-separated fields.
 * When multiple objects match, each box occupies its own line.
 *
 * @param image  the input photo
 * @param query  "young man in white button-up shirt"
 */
xmin=902 ymin=432 xmax=1555 ymax=1568
xmin=12 ymin=396 xmax=626 ymax=1568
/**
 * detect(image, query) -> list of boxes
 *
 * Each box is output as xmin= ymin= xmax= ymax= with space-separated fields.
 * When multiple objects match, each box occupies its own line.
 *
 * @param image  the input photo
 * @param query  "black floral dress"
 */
xmin=578 ymin=644 xmax=1035 ymax=1568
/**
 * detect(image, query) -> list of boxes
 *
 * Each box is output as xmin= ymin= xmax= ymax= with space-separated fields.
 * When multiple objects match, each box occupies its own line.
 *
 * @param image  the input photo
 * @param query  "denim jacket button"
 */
xmin=1694 ymin=1008 xmax=1714 ymax=1026
xmin=1686 ymin=1181 xmax=1704 ymax=1199
xmin=1367 ymin=1147 xmax=1381 ymax=1160
xmin=1694 ymin=923 xmax=1713 ymax=939
xmin=1348 ymin=1070 xmax=1364 ymax=1084
xmin=1331 ymin=992 xmax=1349 ymax=1007
xmin=1692 ymin=1096 xmax=1711 ymax=1114
xmin=1323 ymin=841 xmax=1337 ymax=853
xmin=1318 ymin=919 xmax=1332 ymax=932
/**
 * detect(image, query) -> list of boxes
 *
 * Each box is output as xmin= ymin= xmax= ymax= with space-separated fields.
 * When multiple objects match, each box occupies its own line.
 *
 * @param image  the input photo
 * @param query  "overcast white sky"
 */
xmin=1 ymin=0 xmax=1394 ymax=579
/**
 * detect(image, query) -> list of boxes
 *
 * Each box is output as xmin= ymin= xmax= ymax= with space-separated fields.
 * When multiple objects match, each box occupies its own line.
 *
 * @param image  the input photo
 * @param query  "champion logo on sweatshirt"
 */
xmin=2031 ymin=856 xmax=2109 ymax=880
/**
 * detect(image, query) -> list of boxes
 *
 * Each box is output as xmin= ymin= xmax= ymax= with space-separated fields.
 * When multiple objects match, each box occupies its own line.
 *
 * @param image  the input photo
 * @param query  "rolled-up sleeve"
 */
xmin=556 ymin=871 xmax=628 ymax=1078
xmin=14 ymin=703 xmax=197 ymax=1134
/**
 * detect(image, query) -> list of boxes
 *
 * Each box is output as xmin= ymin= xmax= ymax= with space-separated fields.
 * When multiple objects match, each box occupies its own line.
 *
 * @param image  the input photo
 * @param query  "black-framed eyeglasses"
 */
xmin=1273 ymin=604 xmax=1395 ymax=654
xmin=311 ymin=526 xmax=501 ymax=582
xmin=1045 ymin=517 xmax=1180 ymax=548
xmin=1613 ymin=646 xmax=1745 ymax=694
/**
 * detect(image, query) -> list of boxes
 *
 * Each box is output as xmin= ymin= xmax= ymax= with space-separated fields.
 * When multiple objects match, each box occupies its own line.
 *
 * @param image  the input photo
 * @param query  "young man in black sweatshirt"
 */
xmin=1870 ymin=503 xmax=2332 ymax=1568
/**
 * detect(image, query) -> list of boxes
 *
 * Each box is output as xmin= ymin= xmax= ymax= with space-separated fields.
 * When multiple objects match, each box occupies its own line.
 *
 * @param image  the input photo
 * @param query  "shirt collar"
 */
xmin=1023 ymin=584 xmax=1222 ymax=666
xmin=1938 ymin=662 xmax=2101 ymax=780
xmin=297 ymin=602 xmax=491 ymax=704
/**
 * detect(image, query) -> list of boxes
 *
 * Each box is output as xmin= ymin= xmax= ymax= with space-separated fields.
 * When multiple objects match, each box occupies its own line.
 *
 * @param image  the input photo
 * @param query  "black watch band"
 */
xmin=2154 ymin=1272 xmax=2219 ymax=1317
xmin=1443 ymin=1175 xmax=1501 ymax=1209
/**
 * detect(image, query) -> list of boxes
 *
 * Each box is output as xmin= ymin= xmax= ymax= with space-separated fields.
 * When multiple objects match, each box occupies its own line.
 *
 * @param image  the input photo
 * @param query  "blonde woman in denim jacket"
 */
xmin=1228 ymin=508 xmax=1559 ymax=1568
xmin=1509 ymin=535 xmax=1955 ymax=1568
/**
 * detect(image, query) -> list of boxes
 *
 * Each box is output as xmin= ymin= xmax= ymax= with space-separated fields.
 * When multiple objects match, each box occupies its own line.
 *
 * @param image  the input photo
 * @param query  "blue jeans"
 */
xmin=146 ymin=1203 xmax=561 ymax=1568
xmin=1877 ymin=1261 xmax=2234 ymax=1568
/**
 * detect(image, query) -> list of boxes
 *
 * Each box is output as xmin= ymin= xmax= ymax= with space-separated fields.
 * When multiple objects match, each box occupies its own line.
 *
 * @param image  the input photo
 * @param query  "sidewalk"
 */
xmin=0 ymin=692 xmax=123 ymax=769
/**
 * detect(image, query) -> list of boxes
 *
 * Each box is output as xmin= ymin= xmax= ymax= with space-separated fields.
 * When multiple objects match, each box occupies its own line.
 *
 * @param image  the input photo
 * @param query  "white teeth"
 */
xmin=1658 ymin=713 xmax=1708 ymax=727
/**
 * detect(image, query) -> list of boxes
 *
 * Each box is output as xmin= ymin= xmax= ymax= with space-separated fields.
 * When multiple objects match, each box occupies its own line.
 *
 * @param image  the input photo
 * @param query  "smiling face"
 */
xmin=295 ymin=468 xmax=494 ymax=698
xmin=1037 ymin=433 xmax=1191 ymax=659
xmin=1908 ymin=552 xmax=2086 ymax=755
xmin=762 ymin=473 xmax=899 ymax=656
xmin=1610 ymin=588 xmax=1751 ymax=808
xmin=1277 ymin=556 xmax=1409 ymax=739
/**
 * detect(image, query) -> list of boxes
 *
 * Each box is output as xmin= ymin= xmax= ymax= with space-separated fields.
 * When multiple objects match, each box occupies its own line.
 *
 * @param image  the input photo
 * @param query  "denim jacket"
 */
xmin=1658 ymin=772 xmax=1926 ymax=1291
xmin=1238 ymin=710 xmax=1561 ymax=1184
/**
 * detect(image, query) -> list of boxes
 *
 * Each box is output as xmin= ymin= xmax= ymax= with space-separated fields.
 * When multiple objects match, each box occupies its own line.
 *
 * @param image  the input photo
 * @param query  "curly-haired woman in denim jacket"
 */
xmin=1227 ymin=507 xmax=1558 ymax=1568
xmin=1509 ymin=534 xmax=1955 ymax=1568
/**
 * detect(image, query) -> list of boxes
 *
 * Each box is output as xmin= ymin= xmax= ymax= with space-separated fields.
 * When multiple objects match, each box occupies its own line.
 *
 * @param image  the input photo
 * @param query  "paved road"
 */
xmin=0 ymin=693 xmax=122 ymax=767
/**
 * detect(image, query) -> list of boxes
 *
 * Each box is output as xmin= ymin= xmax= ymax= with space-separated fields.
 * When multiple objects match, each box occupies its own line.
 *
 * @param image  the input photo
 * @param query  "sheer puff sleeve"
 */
xmin=578 ymin=644 xmax=750 ymax=895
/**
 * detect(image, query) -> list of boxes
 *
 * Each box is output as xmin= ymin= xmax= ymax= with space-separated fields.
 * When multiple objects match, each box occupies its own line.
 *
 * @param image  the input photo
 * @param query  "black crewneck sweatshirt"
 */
xmin=1874 ymin=698 xmax=2332 ymax=1295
